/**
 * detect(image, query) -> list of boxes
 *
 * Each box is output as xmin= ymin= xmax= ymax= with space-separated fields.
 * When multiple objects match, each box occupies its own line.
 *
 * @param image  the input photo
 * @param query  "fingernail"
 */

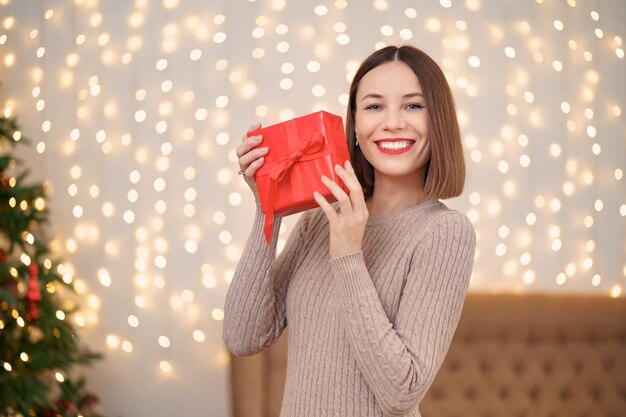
xmin=321 ymin=175 xmax=328 ymax=182
xmin=346 ymin=160 xmax=352 ymax=168
xmin=259 ymin=147 xmax=269 ymax=153
xmin=252 ymin=136 xmax=262 ymax=142
xmin=313 ymin=191 xmax=320 ymax=198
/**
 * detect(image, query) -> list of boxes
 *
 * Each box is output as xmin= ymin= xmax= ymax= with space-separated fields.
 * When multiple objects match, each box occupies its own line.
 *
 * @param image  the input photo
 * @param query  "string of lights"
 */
xmin=0 ymin=0 xmax=623 ymax=415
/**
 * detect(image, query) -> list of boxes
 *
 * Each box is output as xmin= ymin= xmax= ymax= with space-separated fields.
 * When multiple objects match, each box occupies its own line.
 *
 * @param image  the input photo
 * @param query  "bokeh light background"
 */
xmin=0 ymin=0 xmax=624 ymax=415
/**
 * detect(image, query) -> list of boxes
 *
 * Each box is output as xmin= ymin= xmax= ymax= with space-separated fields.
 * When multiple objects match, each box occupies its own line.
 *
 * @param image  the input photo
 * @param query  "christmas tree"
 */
xmin=0 ymin=111 xmax=105 ymax=416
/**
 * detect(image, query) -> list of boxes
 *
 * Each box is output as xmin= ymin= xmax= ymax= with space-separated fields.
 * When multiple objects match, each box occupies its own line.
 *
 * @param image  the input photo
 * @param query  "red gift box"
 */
xmin=247 ymin=111 xmax=350 ymax=244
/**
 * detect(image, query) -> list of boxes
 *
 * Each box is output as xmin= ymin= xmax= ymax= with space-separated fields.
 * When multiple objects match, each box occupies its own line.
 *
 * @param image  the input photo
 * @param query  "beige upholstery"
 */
xmin=228 ymin=293 xmax=626 ymax=417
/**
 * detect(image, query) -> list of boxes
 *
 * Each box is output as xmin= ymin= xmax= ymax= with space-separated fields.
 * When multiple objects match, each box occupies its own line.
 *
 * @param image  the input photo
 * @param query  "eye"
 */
xmin=406 ymin=103 xmax=424 ymax=110
xmin=364 ymin=104 xmax=382 ymax=111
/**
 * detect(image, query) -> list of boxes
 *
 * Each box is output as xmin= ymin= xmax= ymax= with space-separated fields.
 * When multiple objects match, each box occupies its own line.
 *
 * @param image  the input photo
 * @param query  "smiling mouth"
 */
xmin=374 ymin=139 xmax=416 ymax=153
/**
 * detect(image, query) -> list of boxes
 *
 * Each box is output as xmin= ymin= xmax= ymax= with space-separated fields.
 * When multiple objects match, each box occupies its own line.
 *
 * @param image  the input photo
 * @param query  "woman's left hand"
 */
xmin=313 ymin=160 xmax=369 ymax=259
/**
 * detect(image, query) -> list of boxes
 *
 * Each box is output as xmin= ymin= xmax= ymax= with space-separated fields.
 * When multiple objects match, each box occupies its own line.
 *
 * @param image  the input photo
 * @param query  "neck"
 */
xmin=366 ymin=169 xmax=429 ymax=216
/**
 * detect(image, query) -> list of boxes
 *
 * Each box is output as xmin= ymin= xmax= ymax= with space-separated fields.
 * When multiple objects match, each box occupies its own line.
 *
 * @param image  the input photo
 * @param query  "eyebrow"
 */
xmin=361 ymin=92 xmax=423 ymax=101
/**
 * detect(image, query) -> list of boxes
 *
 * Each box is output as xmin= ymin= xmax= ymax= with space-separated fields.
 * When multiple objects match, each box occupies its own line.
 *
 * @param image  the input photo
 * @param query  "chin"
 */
xmin=376 ymin=165 xmax=421 ymax=178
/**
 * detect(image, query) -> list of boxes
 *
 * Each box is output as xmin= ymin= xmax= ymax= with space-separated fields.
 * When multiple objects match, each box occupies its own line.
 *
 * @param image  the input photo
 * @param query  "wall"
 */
xmin=0 ymin=0 xmax=624 ymax=416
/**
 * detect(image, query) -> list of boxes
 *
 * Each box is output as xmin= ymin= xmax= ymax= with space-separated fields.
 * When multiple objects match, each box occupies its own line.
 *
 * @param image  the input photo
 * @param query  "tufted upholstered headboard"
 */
xmin=227 ymin=293 xmax=626 ymax=417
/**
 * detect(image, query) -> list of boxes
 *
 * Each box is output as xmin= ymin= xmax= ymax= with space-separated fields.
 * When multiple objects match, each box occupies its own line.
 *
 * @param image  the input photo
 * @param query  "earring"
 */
xmin=355 ymin=131 xmax=359 ymax=146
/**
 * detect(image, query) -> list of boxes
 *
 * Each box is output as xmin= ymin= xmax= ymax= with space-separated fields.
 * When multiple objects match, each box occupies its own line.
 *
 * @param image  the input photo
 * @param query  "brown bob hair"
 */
xmin=345 ymin=45 xmax=465 ymax=200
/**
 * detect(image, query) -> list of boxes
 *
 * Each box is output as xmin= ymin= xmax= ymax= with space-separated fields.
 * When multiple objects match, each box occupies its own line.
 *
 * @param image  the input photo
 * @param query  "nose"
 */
xmin=383 ymin=109 xmax=406 ymax=130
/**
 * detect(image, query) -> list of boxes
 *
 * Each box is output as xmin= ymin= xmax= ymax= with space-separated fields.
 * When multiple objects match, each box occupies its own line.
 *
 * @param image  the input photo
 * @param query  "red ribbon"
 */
xmin=27 ymin=263 xmax=41 ymax=321
xmin=263 ymin=132 xmax=325 ymax=244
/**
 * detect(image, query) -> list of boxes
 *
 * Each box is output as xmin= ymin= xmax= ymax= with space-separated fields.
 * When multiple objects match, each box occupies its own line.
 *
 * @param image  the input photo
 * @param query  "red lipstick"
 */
xmin=373 ymin=139 xmax=416 ymax=155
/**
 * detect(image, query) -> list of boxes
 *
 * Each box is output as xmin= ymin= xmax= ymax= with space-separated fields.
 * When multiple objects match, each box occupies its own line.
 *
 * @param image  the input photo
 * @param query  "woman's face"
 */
xmin=354 ymin=60 xmax=431 ymax=182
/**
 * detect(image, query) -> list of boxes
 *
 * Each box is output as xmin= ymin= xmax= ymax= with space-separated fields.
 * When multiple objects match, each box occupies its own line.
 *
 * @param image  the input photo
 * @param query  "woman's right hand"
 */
xmin=236 ymin=123 xmax=269 ymax=202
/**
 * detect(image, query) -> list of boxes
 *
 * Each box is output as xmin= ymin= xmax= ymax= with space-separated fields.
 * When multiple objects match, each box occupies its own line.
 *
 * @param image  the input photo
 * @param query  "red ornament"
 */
xmin=39 ymin=408 xmax=56 ymax=417
xmin=27 ymin=263 xmax=41 ymax=321
xmin=54 ymin=399 xmax=78 ymax=412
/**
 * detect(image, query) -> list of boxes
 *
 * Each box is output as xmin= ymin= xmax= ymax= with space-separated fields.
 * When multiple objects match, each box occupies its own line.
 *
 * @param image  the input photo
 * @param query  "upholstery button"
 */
xmin=499 ymin=387 xmax=509 ymax=399
xmin=602 ymin=359 xmax=614 ymax=372
xmin=559 ymin=388 xmax=571 ymax=400
xmin=572 ymin=360 xmax=583 ymax=374
xmin=543 ymin=362 xmax=552 ymax=375
xmin=512 ymin=362 xmax=524 ymax=375
xmin=528 ymin=386 xmax=540 ymax=400
xmin=464 ymin=387 xmax=476 ymax=400
xmin=431 ymin=389 xmax=443 ymax=400
xmin=589 ymin=387 xmax=600 ymax=401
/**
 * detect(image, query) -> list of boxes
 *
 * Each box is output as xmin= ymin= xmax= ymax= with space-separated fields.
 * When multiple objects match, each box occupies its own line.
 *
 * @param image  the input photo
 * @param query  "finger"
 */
xmin=243 ymin=123 xmax=262 ymax=139
xmin=236 ymin=123 xmax=263 ymax=156
xmin=313 ymin=191 xmax=338 ymax=223
xmin=321 ymin=175 xmax=352 ymax=215
xmin=335 ymin=163 xmax=362 ymax=194
xmin=337 ymin=162 xmax=367 ymax=214
xmin=236 ymin=134 xmax=263 ymax=158
xmin=238 ymin=146 xmax=269 ymax=170
xmin=243 ymin=156 xmax=265 ymax=178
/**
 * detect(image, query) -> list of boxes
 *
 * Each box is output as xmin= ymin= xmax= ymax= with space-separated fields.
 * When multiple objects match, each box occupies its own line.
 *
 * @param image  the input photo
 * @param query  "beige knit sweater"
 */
xmin=223 ymin=199 xmax=476 ymax=417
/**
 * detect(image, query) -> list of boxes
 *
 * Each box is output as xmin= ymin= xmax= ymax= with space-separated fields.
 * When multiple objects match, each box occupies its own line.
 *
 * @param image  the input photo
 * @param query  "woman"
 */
xmin=224 ymin=45 xmax=476 ymax=417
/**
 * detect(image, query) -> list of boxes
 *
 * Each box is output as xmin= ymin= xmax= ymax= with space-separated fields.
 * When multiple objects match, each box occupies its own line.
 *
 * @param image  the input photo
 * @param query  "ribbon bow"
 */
xmin=263 ymin=132 xmax=325 ymax=244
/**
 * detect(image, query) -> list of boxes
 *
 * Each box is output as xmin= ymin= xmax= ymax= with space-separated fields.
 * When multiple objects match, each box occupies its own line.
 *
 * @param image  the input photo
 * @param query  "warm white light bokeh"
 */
xmin=1 ymin=0 xmax=624 ymax=416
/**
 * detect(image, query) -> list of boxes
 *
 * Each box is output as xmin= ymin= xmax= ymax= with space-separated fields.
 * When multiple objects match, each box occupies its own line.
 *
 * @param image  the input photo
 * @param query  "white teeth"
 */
xmin=377 ymin=141 xmax=412 ymax=151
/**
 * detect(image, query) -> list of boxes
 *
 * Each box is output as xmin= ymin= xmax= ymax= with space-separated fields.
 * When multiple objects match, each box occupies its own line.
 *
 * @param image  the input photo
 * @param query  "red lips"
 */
xmin=373 ymin=138 xmax=416 ymax=155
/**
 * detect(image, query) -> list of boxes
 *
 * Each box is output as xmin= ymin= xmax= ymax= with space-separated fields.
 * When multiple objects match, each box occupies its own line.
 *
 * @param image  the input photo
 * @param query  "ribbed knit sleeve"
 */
xmin=223 ymin=204 xmax=308 ymax=356
xmin=329 ymin=212 xmax=476 ymax=416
